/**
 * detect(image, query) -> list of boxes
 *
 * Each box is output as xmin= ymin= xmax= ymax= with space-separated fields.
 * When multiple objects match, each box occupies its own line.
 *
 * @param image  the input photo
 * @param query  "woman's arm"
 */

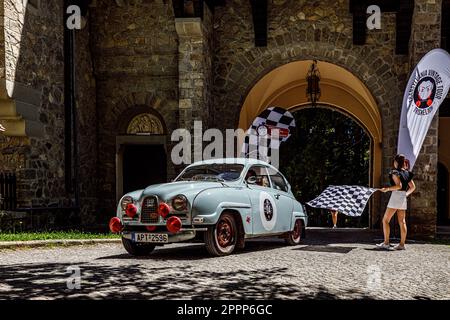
xmin=406 ymin=180 xmax=416 ymax=197
xmin=380 ymin=174 xmax=402 ymax=193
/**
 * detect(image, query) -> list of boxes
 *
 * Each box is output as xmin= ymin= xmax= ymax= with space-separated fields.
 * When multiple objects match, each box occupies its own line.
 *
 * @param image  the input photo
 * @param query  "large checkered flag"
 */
xmin=307 ymin=185 xmax=379 ymax=217
xmin=241 ymin=106 xmax=295 ymax=162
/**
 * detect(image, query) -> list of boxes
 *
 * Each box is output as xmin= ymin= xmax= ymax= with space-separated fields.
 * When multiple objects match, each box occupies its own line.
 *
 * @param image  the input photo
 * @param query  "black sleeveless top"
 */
xmin=389 ymin=169 xmax=414 ymax=191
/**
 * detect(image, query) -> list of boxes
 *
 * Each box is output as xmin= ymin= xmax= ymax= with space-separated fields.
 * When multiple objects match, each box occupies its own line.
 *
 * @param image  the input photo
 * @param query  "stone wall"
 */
xmin=407 ymin=0 xmax=442 ymax=237
xmin=89 ymin=0 xmax=179 ymax=218
xmin=175 ymin=4 xmax=214 ymax=163
xmin=0 ymin=0 xmax=31 ymax=174
xmin=74 ymin=8 xmax=98 ymax=224
xmin=0 ymin=0 xmax=66 ymax=208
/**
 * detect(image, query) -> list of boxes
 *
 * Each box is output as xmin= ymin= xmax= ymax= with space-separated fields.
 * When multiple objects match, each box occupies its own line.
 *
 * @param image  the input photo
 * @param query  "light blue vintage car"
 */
xmin=109 ymin=158 xmax=308 ymax=256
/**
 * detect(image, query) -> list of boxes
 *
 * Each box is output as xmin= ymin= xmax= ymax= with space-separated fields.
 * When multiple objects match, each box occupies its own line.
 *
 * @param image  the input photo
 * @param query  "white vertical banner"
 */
xmin=398 ymin=49 xmax=450 ymax=169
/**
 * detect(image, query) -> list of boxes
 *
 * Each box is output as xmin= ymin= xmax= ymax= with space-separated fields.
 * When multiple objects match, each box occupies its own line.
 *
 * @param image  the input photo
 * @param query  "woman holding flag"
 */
xmin=377 ymin=154 xmax=416 ymax=251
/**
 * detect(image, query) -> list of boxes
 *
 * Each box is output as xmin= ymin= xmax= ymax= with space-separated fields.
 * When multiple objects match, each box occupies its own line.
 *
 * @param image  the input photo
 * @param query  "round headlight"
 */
xmin=121 ymin=196 xmax=134 ymax=211
xmin=172 ymin=195 xmax=188 ymax=211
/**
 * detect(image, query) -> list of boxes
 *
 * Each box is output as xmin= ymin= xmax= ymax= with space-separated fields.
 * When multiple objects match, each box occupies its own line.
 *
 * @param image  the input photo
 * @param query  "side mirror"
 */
xmin=247 ymin=176 xmax=257 ymax=184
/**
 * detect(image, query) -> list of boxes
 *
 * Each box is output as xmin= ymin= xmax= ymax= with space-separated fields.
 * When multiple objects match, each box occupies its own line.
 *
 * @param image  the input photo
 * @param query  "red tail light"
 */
xmin=146 ymin=226 xmax=157 ymax=232
xmin=125 ymin=203 xmax=137 ymax=218
xmin=109 ymin=217 xmax=123 ymax=233
xmin=166 ymin=216 xmax=182 ymax=233
xmin=158 ymin=202 xmax=171 ymax=218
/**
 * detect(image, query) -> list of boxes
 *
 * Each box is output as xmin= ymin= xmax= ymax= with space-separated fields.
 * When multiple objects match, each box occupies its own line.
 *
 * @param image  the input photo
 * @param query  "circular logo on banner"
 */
xmin=413 ymin=77 xmax=436 ymax=112
xmin=259 ymin=192 xmax=277 ymax=231
xmin=409 ymin=69 xmax=445 ymax=116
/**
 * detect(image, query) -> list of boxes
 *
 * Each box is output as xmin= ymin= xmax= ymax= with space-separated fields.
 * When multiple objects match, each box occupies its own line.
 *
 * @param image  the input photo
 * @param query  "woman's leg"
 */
xmin=397 ymin=210 xmax=407 ymax=247
xmin=382 ymin=208 xmax=397 ymax=244
xmin=332 ymin=212 xmax=338 ymax=227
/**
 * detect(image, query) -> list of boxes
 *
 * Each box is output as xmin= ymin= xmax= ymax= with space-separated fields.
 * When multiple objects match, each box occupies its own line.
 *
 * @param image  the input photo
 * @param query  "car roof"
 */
xmin=187 ymin=158 xmax=278 ymax=170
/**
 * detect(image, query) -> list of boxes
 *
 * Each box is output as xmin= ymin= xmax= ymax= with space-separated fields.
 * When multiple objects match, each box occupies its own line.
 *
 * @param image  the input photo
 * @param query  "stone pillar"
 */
xmin=74 ymin=8 xmax=98 ymax=225
xmin=175 ymin=5 xmax=213 ymax=164
xmin=408 ymin=0 xmax=442 ymax=238
xmin=0 ymin=0 xmax=44 ymax=138
xmin=0 ymin=0 xmax=64 ymax=209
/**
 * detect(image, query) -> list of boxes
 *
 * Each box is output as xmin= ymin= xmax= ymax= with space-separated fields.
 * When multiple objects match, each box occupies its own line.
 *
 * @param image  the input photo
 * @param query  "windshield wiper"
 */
xmin=202 ymin=176 xmax=230 ymax=186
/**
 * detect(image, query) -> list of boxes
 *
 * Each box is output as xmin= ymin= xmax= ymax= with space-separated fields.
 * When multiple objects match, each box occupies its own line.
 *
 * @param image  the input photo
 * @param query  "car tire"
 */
xmin=122 ymin=237 xmax=156 ymax=256
xmin=285 ymin=219 xmax=303 ymax=246
xmin=205 ymin=213 xmax=237 ymax=256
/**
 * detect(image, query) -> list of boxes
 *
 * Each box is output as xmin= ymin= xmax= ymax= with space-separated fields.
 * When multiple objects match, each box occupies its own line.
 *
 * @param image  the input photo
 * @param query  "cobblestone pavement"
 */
xmin=0 ymin=229 xmax=448 ymax=300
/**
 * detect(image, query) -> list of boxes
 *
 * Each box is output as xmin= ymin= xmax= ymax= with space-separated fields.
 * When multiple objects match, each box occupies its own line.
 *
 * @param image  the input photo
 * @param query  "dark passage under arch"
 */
xmin=279 ymin=108 xmax=371 ymax=228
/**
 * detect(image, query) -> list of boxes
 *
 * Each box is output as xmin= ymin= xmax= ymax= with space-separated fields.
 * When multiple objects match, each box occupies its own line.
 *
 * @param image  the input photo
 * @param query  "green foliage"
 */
xmin=279 ymin=108 xmax=370 ymax=227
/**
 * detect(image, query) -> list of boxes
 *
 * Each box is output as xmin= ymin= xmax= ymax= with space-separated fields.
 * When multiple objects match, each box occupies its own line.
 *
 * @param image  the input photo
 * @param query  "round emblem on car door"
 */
xmin=263 ymin=199 xmax=273 ymax=221
xmin=259 ymin=191 xmax=277 ymax=231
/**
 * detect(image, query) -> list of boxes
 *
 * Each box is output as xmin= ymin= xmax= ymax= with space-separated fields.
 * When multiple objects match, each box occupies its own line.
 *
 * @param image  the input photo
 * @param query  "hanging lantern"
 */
xmin=306 ymin=60 xmax=321 ymax=107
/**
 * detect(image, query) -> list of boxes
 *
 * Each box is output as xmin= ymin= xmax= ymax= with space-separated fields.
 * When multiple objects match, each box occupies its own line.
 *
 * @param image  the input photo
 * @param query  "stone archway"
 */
xmin=214 ymin=42 xmax=403 ymax=132
xmin=237 ymin=60 xmax=383 ymax=228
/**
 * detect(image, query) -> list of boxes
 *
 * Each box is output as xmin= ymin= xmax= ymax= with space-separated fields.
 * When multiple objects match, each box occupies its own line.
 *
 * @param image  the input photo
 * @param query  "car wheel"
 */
xmin=205 ymin=213 xmax=237 ymax=256
xmin=285 ymin=219 xmax=303 ymax=246
xmin=122 ymin=237 xmax=156 ymax=256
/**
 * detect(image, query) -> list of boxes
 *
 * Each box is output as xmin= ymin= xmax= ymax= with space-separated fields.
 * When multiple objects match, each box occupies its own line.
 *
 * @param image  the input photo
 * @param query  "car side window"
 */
xmin=267 ymin=168 xmax=289 ymax=192
xmin=246 ymin=165 xmax=271 ymax=188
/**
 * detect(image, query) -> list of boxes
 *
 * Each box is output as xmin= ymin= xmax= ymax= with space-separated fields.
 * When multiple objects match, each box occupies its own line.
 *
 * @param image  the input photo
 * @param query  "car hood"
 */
xmin=140 ymin=181 xmax=231 ymax=202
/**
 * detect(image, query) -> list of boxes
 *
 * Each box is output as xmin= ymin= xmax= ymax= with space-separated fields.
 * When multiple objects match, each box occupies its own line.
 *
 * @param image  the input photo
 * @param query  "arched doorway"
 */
xmin=116 ymin=109 xmax=168 ymax=200
xmin=280 ymin=107 xmax=371 ymax=227
xmin=437 ymin=162 xmax=449 ymax=225
xmin=238 ymin=60 xmax=382 ymax=228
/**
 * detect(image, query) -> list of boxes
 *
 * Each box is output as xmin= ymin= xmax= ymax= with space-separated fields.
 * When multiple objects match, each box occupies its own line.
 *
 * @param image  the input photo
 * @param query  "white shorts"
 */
xmin=387 ymin=191 xmax=407 ymax=210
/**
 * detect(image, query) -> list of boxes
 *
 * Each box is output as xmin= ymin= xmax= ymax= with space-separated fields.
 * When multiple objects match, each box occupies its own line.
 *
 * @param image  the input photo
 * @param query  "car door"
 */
xmin=266 ymin=167 xmax=294 ymax=232
xmin=244 ymin=165 xmax=286 ymax=235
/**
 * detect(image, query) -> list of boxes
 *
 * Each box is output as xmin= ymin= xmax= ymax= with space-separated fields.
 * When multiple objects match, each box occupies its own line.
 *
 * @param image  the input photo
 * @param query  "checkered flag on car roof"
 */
xmin=241 ymin=106 xmax=295 ymax=161
xmin=307 ymin=185 xmax=378 ymax=217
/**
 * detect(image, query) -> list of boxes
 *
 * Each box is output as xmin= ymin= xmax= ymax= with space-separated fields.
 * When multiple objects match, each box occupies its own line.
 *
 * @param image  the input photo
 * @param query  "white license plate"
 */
xmin=133 ymin=233 xmax=168 ymax=243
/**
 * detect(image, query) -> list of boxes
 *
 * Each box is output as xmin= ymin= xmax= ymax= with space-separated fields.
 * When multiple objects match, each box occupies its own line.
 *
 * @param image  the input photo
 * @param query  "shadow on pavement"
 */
xmin=0 ymin=262 xmax=375 ymax=300
xmin=0 ymin=229 xmax=407 ymax=299
xmin=294 ymin=245 xmax=356 ymax=254
xmin=98 ymin=240 xmax=288 ymax=261
xmin=97 ymin=228 xmax=379 ymax=261
xmin=302 ymin=228 xmax=379 ymax=245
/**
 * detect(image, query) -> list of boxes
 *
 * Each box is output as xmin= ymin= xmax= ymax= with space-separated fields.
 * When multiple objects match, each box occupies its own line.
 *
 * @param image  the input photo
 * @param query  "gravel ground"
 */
xmin=0 ymin=229 xmax=448 ymax=300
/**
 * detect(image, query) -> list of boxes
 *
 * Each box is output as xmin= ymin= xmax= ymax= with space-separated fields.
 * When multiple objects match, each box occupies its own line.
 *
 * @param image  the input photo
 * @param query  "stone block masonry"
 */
xmin=0 ymin=0 xmax=66 ymax=208
xmin=89 ymin=0 xmax=180 ymax=218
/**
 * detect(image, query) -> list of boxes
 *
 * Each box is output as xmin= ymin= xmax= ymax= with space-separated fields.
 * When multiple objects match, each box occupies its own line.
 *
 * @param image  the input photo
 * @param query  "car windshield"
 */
xmin=176 ymin=164 xmax=245 ymax=182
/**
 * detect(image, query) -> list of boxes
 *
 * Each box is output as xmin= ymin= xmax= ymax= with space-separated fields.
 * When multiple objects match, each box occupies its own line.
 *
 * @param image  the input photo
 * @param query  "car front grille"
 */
xmin=141 ymin=196 xmax=159 ymax=223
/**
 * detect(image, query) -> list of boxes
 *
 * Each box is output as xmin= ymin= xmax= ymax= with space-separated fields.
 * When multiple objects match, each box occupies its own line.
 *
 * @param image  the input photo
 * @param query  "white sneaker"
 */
xmin=332 ymin=225 xmax=337 ymax=229
xmin=376 ymin=242 xmax=391 ymax=250
xmin=393 ymin=244 xmax=405 ymax=251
